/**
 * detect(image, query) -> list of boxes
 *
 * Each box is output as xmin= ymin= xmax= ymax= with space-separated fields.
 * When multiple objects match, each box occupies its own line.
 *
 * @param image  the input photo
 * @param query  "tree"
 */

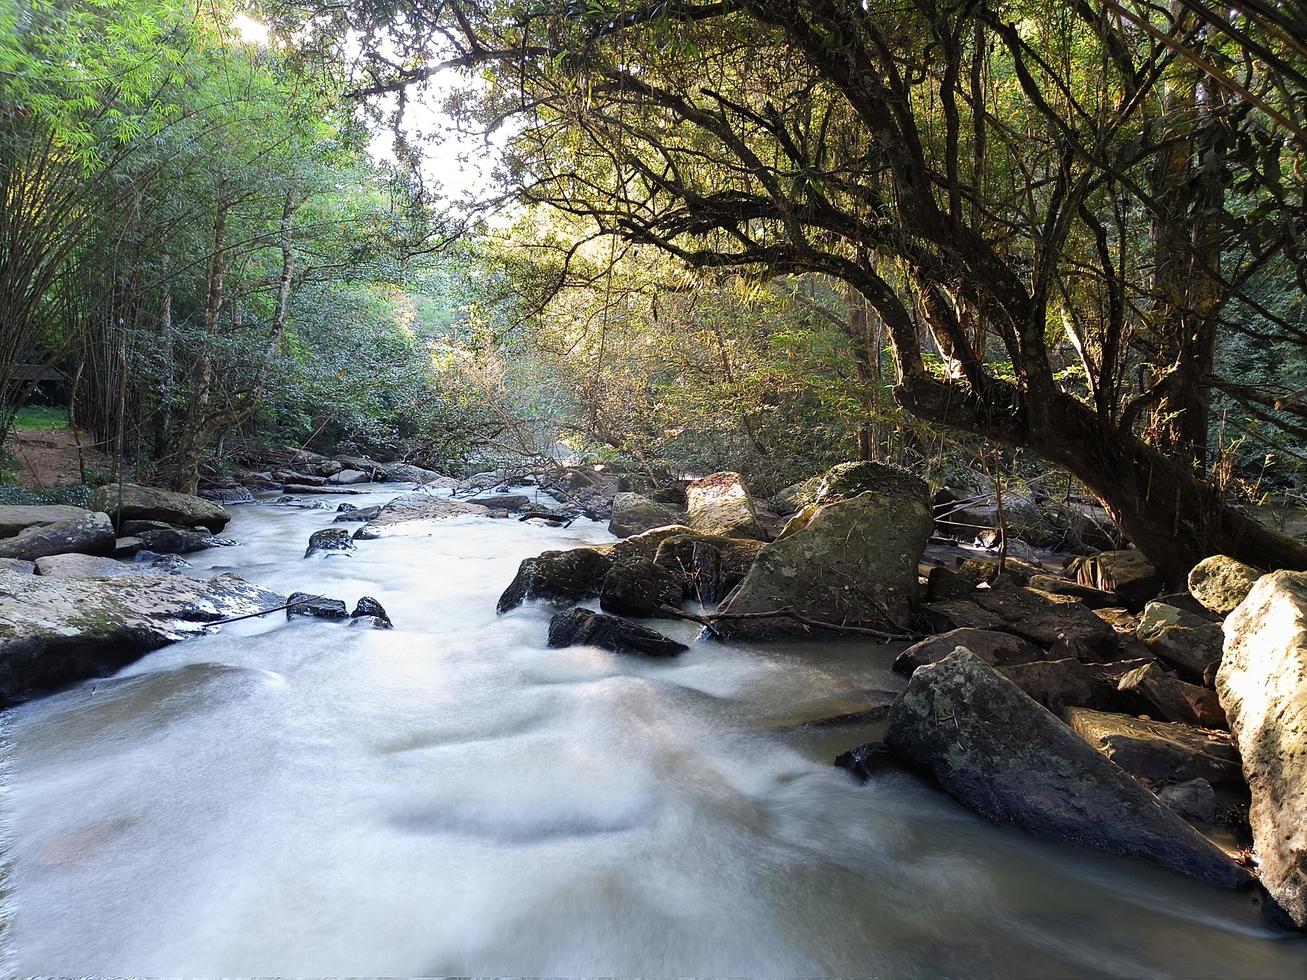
xmin=291 ymin=0 xmax=1307 ymax=582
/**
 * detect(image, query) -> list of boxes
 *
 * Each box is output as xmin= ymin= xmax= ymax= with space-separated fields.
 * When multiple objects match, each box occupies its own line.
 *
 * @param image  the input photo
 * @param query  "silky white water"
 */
xmin=5 ymin=487 xmax=1305 ymax=976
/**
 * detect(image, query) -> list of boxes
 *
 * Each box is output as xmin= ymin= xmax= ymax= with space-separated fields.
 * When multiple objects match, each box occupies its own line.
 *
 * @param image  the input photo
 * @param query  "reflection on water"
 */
xmin=7 ymin=486 xmax=1306 ymax=976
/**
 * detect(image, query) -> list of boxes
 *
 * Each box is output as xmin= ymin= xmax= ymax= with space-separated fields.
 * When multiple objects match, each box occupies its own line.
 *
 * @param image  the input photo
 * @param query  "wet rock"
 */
xmin=599 ymin=559 xmax=684 ymax=617
xmin=767 ymin=689 xmax=901 ymax=731
xmin=350 ymin=596 xmax=393 ymax=628
xmin=1069 ymin=550 xmax=1162 ymax=609
xmin=333 ymin=506 xmax=381 ymax=524
xmin=134 ymin=528 xmax=226 ymax=555
xmin=608 ymin=492 xmax=684 ymax=538
xmin=90 ymin=482 xmax=231 ymax=534
xmin=834 ymin=741 xmax=903 ymax=780
xmin=998 ymin=658 xmax=1149 ymax=715
xmin=1159 ymin=778 xmax=1217 ymax=824
xmin=0 ymin=504 xmax=90 ymax=539
xmin=328 ymin=469 xmax=369 ymax=486
xmin=1026 ymin=574 xmax=1119 ymax=609
xmin=1218 ymin=570 xmax=1307 ymax=928
xmin=134 ymin=552 xmax=192 ymax=574
xmin=652 ymin=531 xmax=765 ymax=602
xmin=1188 ymin=555 xmax=1262 ymax=616
xmin=33 ymin=554 xmax=134 ymax=578
xmin=884 ymin=648 xmax=1248 ymax=888
xmin=304 ymin=527 xmax=355 ymax=558
xmin=198 ymin=486 xmax=254 ymax=504
xmin=356 ymin=493 xmax=490 ymax=537
xmin=686 ymin=472 xmax=765 ymax=539
xmin=1117 ymin=662 xmax=1225 ymax=729
xmin=711 ymin=463 xmax=933 ymax=639
xmin=0 ymin=511 xmax=115 ymax=561
xmin=1064 ymin=708 xmax=1244 ymax=788
xmin=498 ymin=547 xmax=614 ymax=613
xmin=0 ymin=570 xmax=284 ymax=705
xmin=893 ymin=627 xmax=1046 ymax=675
xmin=0 ymin=558 xmax=34 ymax=574
xmin=286 ymin=592 xmax=349 ymax=620
xmin=546 ymin=607 xmax=688 ymax=657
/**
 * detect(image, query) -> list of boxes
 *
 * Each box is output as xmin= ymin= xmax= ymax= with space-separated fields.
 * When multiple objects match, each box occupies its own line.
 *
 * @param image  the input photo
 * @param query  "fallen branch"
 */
xmin=202 ymin=598 xmax=317 ymax=628
xmin=519 ymin=510 xmax=576 ymax=527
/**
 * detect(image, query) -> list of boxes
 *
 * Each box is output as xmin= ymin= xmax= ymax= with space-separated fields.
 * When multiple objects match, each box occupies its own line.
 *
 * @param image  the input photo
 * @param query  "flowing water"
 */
xmin=5 ymin=487 xmax=1306 ymax=977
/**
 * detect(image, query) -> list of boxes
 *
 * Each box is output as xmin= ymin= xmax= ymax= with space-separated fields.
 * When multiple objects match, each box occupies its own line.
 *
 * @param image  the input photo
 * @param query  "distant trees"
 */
xmin=296 ymin=0 xmax=1307 ymax=580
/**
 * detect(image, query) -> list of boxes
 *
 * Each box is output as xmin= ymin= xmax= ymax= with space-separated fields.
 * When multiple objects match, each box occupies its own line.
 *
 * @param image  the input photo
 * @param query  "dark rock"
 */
xmin=286 ymin=592 xmax=349 ymax=620
xmin=198 ymin=486 xmax=254 ymax=504
xmin=1159 ymin=779 xmax=1217 ymax=824
xmin=135 ymin=528 xmax=224 ymax=555
xmin=305 ymin=527 xmax=355 ymax=558
xmin=112 ymin=536 xmax=146 ymax=558
xmin=956 ymin=555 xmax=1046 ymax=587
xmin=276 ymin=471 xmax=327 ymax=487
xmin=546 ymin=607 xmax=688 ymax=657
xmin=498 ymin=547 xmax=614 ymax=613
xmin=468 ymin=494 xmax=533 ymax=512
xmin=1117 ymin=662 xmax=1225 ymax=728
xmin=998 ymin=658 xmax=1150 ymax=715
xmin=334 ymin=506 xmax=381 ymax=524
xmin=1069 ymin=550 xmax=1163 ymax=609
xmin=834 ymin=741 xmax=903 ymax=780
xmin=925 ymin=565 xmax=975 ymax=601
xmin=652 ymin=531 xmax=764 ymax=602
xmin=815 ymin=460 xmax=929 ymax=505
xmin=885 ymin=648 xmax=1248 ymax=888
xmin=599 ymin=559 xmax=684 ymax=617
xmin=133 ymin=552 xmax=192 ymax=574
xmin=349 ymin=595 xmax=393 ymax=628
xmin=1064 ymin=707 xmax=1244 ymax=788
xmin=349 ymin=615 xmax=391 ymax=629
xmin=930 ymin=585 xmax=1117 ymax=660
xmin=1188 ymin=555 xmax=1263 ymax=616
xmin=90 ymin=482 xmax=231 ymax=533
xmin=893 ymin=628 xmax=1046 ymax=675
xmin=337 ymin=503 xmax=358 ymax=512
xmin=0 ymin=511 xmax=116 ymax=561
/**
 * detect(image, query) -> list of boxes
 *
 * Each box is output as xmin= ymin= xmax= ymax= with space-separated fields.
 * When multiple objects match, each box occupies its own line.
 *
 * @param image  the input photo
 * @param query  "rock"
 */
xmin=814 ymin=461 xmax=928 ymax=505
xmin=1138 ymin=605 xmax=1224 ymax=681
xmin=955 ymin=555 xmax=1045 ymax=587
xmin=546 ymin=607 xmax=688 ymax=657
xmin=380 ymin=462 xmax=459 ymax=487
xmin=884 ymin=648 xmax=1248 ymax=888
xmin=112 ymin=536 xmax=146 ymax=558
xmin=1138 ymin=600 xmax=1211 ymax=637
xmin=1069 ymin=550 xmax=1163 ymax=609
xmin=1188 ymin=555 xmax=1262 ymax=615
xmin=0 ymin=570 xmax=284 ymax=705
xmin=283 ymin=484 xmax=366 ymax=495
xmin=285 ymin=592 xmax=349 ymax=620
xmin=133 ymin=552 xmax=192 ymax=574
xmin=1064 ymin=708 xmax=1244 ymax=788
xmin=333 ymin=506 xmax=381 ymax=524
xmin=1218 ymin=570 xmax=1307 ymax=927
xmin=1117 ymin=662 xmax=1225 ymax=728
xmin=328 ymin=469 xmax=369 ymax=485
xmin=497 ymin=547 xmax=613 ymax=613
xmin=1154 ymin=591 xmax=1220 ymax=619
xmin=90 ymin=482 xmax=231 ymax=533
xmin=350 ymin=596 xmax=392 ymax=628
xmin=1159 ymin=778 xmax=1217 ymax=824
xmin=652 ymin=531 xmax=765 ymax=602
xmin=337 ymin=455 xmax=385 ymax=479
xmin=608 ymin=492 xmax=684 ymax=538
xmin=918 ymin=597 xmax=1007 ymax=633
xmin=468 ymin=494 xmax=533 ymax=512
xmin=134 ymin=528 xmax=225 ymax=555
xmin=0 ymin=504 xmax=90 ymax=539
xmin=598 ymin=559 xmax=684 ymax=617
xmin=198 ymin=486 xmax=254 ymax=504
xmin=276 ymin=471 xmax=327 ymax=487
xmin=349 ymin=615 xmax=391 ymax=629
xmin=685 ymin=472 xmax=765 ymax=539
xmin=924 ymin=565 xmax=975 ymax=601
xmin=928 ymin=585 xmax=1118 ymax=660
xmin=121 ymin=519 xmax=188 ymax=535
xmin=999 ymin=658 xmax=1150 ymax=715
xmin=1027 ymin=574 xmax=1118 ymax=609
xmin=711 ymin=464 xmax=933 ymax=639
xmin=892 ymin=627 xmax=1046 ymax=675
xmin=766 ymin=689 xmax=901 ymax=731
xmin=834 ymin=741 xmax=903 ymax=780
xmin=355 ymin=493 xmax=490 ymax=537
xmin=0 ymin=558 xmax=34 ymax=574
xmin=33 ymin=554 xmax=134 ymax=578
xmin=0 ymin=511 xmax=116 ymax=561
xmin=305 ymin=527 xmax=355 ymax=558
xmin=768 ymin=476 xmax=822 ymax=516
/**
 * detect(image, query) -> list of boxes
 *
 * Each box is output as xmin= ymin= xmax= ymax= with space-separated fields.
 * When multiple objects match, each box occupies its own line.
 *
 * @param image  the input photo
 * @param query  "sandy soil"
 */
xmin=5 ymin=427 xmax=111 ymax=487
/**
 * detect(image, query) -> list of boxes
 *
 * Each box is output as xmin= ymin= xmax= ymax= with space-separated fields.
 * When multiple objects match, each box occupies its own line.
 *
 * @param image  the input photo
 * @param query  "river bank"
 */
xmin=6 ymin=484 xmax=1306 ymax=976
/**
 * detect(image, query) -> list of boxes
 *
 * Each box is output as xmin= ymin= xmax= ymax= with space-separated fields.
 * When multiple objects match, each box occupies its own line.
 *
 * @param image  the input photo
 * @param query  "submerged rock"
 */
xmin=90 ymin=482 xmax=231 ymax=534
xmin=1188 ymin=555 xmax=1262 ymax=615
xmin=0 ymin=570 xmax=283 ymax=705
xmin=0 ymin=511 xmax=116 ymax=561
xmin=711 ymin=462 xmax=932 ymax=639
xmin=1218 ymin=570 xmax=1307 ymax=928
xmin=608 ymin=492 xmax=683 ymax=538
xmin=685 ymin=472 xmax=765 ymax=540
xmin=333 ymin=506 xmax=381 ymax=524
xmin=884 ymin=647 xmax=1248 ymax=888
xmin=546 ymin=607 xmax=688 ymax=657
xmin=286 ymin=592 xmax=349 ymax=621
xmin=304 ymin=527 xmax=355 ymax=558
xmin=834 ymin=741 xmax=903 ymax=780
xmin=350 ymin=595 xmax=392 ymax=628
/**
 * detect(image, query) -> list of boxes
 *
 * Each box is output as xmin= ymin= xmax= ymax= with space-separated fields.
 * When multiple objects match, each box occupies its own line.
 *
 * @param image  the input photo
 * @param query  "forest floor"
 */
xmin=3 ymin=423 xmax=110 ymax=488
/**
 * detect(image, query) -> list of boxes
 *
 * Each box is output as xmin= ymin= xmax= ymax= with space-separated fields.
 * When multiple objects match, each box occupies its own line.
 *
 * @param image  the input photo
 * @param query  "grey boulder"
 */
xmin=91 ymin=482 xmax=231 ymax=533
xmin=0 ymin=511 xmax=115 ymax=561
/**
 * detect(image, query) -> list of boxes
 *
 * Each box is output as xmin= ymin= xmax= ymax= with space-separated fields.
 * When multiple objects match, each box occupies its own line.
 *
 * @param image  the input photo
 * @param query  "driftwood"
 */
xmin=518 ymin=510 xmax=576 ymax=527
xmin=203 ymin=598 xmax=318 ymax=627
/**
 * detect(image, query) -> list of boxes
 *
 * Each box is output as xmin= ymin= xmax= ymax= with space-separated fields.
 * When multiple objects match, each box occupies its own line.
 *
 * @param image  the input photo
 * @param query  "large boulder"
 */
xmin=1069 ymin=550 xmax=1163 ymax=609
xmin=135 ymin=528 xmax=227 ymax=555
xmin=1218 ymin=570 xmax=1307 ymax=928
xmin=598 ymin=559 xmax=683 ymax=617
xmin=998 ymin=658 xmax=1150 ymax=715
xmin=652 ymin=531 xmax=765 ymax=603
xmin=33 ymin=554 xmax=134 ymax=578
xmin=1188 ymin=555 xmax=1262 ymax=616
xmin=608 ymin=492 xmax=683 ymax=538
xmin=0 ymin=504 xmax=89 ymax=539
xmin=328 ymin=469 xmax=369 ymax=486
xmin=354 ymin=492 xmax=489 ymax=538
xmin=711 ymin=463 xmax=933 ymax=639
xmin=1116 ymin=662 xmax=1225 ymax=729
xmin=0 ymin=511 xmax=115 ymax=561
xmin=0 ymin=570 xmax=283 ymax=706
xmin=884 ymin=648 xmax=1248 ymax=888
xmin=892 ymin=627 xmax=1046 ymax=675
xmin=1137 ymin=601 xmax=1224 ymax=681
xmin=91 ymin=483 xmax=231 ymax=534
xmin=498 ymin=547 xmax=614 ymax=613
xmin=1064 ymin=707 xmax=1244 ymax=788
xmin=685 ymin=472 xmax=765 ymax=539
xmin=546 ymin=607 xmax=688 ymax=657
xmin=380 ymin=462 xmax=459 ymax=487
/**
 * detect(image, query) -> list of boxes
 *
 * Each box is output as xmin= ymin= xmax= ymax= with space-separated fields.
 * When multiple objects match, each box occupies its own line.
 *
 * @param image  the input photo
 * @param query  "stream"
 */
xmin=6 ymin=485 xmax=1306 ymax=977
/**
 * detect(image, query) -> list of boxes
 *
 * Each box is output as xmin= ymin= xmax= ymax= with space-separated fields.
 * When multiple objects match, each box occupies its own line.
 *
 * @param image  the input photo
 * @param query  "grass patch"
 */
xmin=12 ymin=405 xmax=69 ymax=430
